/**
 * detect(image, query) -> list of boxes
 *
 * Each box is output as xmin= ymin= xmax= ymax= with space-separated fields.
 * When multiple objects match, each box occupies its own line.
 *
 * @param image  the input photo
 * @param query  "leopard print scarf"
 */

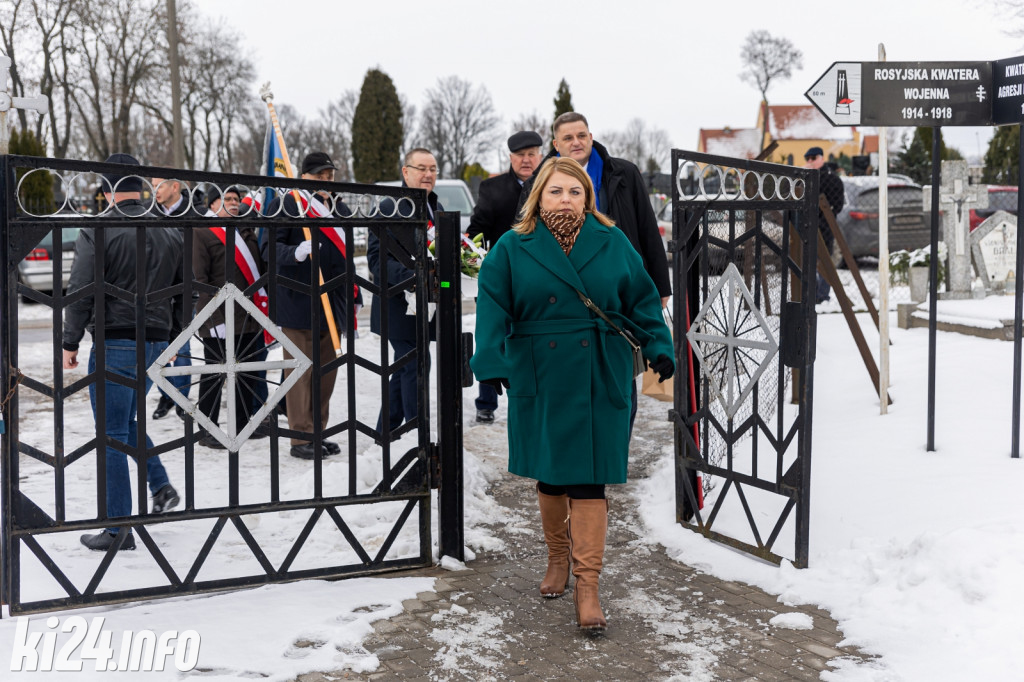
xmin=540 ymin=209 xmax=585 ymax=255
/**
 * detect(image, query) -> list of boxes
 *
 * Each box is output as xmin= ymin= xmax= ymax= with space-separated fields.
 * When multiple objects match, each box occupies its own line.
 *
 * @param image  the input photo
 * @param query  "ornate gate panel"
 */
xmin=0 ymin=155 xmax=464 ymax=614
xmin=670 ymin=150 xmax=817 ymax=567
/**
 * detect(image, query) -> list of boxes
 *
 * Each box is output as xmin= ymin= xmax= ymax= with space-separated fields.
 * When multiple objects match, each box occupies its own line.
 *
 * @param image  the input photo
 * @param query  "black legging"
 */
xmin=537 ymin=481 xmax=605 ymax=499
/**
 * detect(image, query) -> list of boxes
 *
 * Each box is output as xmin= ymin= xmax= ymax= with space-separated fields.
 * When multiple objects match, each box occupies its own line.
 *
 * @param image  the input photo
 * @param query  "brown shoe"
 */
xmin=537 ymin=485 xmax=570 ymax=598
xmin=568 ymin=498 xmax=608 ymax=630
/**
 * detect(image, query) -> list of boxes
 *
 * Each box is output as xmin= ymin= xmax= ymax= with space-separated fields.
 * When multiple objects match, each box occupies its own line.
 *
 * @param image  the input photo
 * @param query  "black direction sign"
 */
xmin=993 ymin=55 xmax=1024 ymax=125
xmin=806 ymin=61 xmax=992 ymax=127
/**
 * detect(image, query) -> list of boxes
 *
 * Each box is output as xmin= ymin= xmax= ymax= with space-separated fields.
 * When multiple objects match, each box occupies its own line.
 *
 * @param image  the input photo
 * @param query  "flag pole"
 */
xmin=259 ymin=83 xmax=341 ymax=353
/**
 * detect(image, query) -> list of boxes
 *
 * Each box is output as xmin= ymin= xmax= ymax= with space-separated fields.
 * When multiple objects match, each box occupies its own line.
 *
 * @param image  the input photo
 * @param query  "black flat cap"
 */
xmin=508 ymin=131 xmax=543 ymax=152
xmin=301 ymin=151 xmax=337 ymax=175
xmin=206 ymin=185 xmax=240 ymax=208
xmin=804 ymin=146 xmax=824 ymax=159
xmin=101 ymin=153 xmax=143 ymax=193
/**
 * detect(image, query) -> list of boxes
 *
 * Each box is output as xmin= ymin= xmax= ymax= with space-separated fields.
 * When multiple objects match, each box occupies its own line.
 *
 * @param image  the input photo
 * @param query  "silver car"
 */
xmin=17 ymin=226 xmax=80 ymax=295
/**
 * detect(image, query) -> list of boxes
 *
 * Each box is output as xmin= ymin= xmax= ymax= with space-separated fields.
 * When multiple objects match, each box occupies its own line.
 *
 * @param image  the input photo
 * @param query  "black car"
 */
xmin=833 ymin=177 xmax=928 ymax=262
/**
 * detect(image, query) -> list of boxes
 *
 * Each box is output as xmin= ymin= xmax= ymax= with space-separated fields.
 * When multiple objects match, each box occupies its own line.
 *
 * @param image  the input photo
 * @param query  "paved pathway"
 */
xmin=290 ymin=396 xmax=876 ymax=682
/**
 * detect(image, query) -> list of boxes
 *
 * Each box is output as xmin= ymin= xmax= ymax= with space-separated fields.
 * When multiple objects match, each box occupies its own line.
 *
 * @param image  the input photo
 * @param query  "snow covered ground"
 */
xmin=638 ymin=310 xmax=1024 ymax=681
xmin=2 ymin=295 xmax=1022 ymax=680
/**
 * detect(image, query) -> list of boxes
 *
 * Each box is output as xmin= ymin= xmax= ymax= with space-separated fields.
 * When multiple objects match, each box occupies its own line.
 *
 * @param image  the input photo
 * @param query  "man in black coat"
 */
xmin=466 ymin=130 xmax=542 ymax=424
xmin=804 ymin=146 xmax=846 ymax=303
xmin=522 ymin=112 xmax=671 ymax=435
xmin=261 ymin=151 xmax=353 ymax=460
xmin=64 ymin=153 xmax=183 ymax=551
xmin=367 ymin=148 xmax=444 ymax=438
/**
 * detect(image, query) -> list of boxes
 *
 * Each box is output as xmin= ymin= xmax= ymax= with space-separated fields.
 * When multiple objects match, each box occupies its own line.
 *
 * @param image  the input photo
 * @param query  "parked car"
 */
xmin=17 ymin=226 xmax=80 ymax=296
xmin=833 ymin=176 xmax=928 ymax=262
xmin=970 ymin=185 xmax=1018 ymax=231
xmin=377 ymin=178 xmax=474 ymax=232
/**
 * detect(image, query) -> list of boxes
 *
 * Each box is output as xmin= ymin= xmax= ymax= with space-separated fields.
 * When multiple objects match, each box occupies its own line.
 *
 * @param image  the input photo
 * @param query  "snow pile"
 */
xmin=769 ymin=612 xmax=814 ymax=630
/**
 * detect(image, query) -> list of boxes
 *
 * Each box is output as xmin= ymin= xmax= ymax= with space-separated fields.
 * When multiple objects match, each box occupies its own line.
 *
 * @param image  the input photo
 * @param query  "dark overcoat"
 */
xmin=470 ymin=214 xmax=673 ymax=485
xmin=467 ymin=168 xmax=522 ymax=248
xmin=367 ymin=187 xmax=442 ymax=342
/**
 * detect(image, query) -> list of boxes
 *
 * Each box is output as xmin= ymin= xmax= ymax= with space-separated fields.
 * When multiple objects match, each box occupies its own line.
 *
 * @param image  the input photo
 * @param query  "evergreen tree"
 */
xmin=892 ymin=127 xmax=962 ymax=185
xmin=351 ymin=68 xmax=404 ymax=183
xmin=553 ymin=79 xmax=574 ymax=121
xmin=10 ymin=128 xmax=55 ymax=214
xmin=982 ymin=126 xmax=1019 ymax=185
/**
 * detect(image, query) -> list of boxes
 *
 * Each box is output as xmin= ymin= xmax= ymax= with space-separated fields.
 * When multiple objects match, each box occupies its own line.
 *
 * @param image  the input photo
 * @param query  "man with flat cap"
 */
xmin=803 ymin=146 xmax=845 ymax=304
xmin=63 ymin=153 xmax=184 ymax=550
xmin=466 ymin=131 xmax=543 ymax=423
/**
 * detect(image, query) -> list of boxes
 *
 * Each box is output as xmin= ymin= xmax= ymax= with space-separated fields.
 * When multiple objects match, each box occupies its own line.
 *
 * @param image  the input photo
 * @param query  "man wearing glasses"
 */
xmin=803 ymin=146 xmax=845 ymax=304
xmin=367 ymin=148 xmax=444 ymax=439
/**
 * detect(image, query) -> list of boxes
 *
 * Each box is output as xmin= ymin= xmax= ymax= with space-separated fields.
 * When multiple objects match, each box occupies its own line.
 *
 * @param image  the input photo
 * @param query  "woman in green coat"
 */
xmin=471 ymin=157 xmax=674 ymax=631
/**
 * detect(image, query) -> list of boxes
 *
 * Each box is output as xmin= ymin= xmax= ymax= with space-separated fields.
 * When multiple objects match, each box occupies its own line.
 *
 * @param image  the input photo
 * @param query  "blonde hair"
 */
xmin=513 ymin=157 xmax=614 ymax=234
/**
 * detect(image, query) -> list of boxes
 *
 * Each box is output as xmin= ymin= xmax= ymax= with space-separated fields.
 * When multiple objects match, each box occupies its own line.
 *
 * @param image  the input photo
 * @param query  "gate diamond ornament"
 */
xmin=147 ymin=283 xmax=311 ymax=450
xmin=686 ymin=263 xmax=780 ymax=420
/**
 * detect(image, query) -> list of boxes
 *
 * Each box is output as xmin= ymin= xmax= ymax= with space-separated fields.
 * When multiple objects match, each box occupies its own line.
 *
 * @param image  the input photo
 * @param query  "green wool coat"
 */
xmin=470 ymin=214 xmax=673 ymax=485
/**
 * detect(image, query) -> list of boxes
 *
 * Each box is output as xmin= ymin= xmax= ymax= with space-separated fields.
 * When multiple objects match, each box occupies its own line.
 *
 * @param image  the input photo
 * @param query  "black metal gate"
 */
xmin=670 ymin=150 xmax=817 ymax=567
xmin=0 ymin=155 xmax=466 ymax=614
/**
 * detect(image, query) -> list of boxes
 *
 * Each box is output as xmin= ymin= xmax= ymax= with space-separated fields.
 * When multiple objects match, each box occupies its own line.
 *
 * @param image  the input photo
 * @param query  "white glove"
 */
xmin=295 ymin=240 xmax=313 ymax=262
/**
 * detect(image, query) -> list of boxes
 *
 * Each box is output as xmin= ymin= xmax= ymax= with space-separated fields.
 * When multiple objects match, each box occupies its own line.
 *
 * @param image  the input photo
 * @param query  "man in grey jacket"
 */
xmin=63 ymin=153 xmax=184 ymax=551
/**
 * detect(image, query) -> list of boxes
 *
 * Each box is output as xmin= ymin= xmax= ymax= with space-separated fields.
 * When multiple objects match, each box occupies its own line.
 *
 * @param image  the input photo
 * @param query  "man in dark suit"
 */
xmin=466 ymin=131 xmax=542 ymax=423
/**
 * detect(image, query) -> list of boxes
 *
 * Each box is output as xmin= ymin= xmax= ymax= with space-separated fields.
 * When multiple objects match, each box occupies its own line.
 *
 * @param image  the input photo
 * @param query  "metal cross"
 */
xmin=0 ymin=54 xmax=49 ymax=154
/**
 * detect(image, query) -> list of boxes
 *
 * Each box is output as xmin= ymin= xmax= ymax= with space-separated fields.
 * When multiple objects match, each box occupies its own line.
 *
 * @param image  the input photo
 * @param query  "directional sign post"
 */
xmin=806 ymin=61 xmax=992 ymax=127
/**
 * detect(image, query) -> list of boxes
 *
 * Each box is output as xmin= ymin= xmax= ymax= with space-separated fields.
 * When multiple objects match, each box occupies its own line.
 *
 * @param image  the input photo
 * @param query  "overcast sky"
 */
xmin=220 ymin=0 xmax=1019 ymax=170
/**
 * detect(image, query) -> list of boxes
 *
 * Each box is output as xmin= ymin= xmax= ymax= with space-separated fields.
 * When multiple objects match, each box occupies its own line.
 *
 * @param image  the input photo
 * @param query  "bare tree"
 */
xmin=72 ymin=0 xmax=166 ymax=160
xmin=601 ymin=118 xmax=672 ymax=173
xmin=739 ymin=30 xmax=803 ymax=151
xmin=0 ymin=0 xmax=31 ymax=130
xmin=31 ymin=0 xmax=78 ymax=157
xmin=510 ymin=111 xmax=551 ymax=150
xmin=419 ymin=75 xmax=500 ymax=178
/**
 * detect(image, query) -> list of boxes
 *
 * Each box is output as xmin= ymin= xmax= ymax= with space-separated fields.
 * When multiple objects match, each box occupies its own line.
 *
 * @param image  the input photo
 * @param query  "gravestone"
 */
xmin=923 ymin=160 xmax=988 ymax=299
xmin=971 ymin=210 xmax=1017 ymax=291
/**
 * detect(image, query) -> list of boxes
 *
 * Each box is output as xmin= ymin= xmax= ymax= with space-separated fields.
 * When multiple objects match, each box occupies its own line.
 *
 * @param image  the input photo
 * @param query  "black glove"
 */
xmin=481 ymin=378 xmax=510 ymax=396
xmin=648 ymin=354 xmax=674 ymax=383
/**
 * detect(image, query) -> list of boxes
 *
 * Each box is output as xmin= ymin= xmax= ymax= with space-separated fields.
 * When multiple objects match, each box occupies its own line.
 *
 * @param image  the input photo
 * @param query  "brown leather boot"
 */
xmin=568 ymin=497 xmax=608 ymax=630
xmin=537 ymin=486 xmax=570 ymax=598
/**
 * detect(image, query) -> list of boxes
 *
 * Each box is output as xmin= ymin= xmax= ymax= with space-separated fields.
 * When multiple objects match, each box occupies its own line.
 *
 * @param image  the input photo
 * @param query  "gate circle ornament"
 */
xmin=777 ymin=176 xmax=793 ymax=201
xmin=722 ymin=168 xmax=743 ymax=201
xmin=699 ymin=164 xmax=725 ymax=201
xmin=396 ymin=196 xmax=416 ymax=219
xmin=677 ymin=160 xmax=702 ymax=200
xmin=16 ymin=168 xmax=68 ymax=217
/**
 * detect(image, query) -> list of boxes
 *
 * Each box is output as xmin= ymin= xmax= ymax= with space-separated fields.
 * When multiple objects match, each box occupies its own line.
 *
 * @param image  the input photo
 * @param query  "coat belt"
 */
xmin=508 ymin=318 xmax=629 ymax=409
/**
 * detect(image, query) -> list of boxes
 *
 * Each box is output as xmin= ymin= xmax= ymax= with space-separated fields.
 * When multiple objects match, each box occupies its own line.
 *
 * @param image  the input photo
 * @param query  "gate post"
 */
xmin=434 ymin=212 xmax=464 ymax=561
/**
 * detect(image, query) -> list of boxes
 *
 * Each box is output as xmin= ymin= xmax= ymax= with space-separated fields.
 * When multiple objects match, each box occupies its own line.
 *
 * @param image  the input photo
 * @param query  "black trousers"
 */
xmin=198 ymin=333 xmax=266 ymax=435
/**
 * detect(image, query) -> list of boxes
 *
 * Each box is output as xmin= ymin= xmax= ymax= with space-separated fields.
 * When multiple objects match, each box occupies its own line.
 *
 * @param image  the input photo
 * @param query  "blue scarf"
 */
xmin=556 ymin=147 xmax=604 ymax=211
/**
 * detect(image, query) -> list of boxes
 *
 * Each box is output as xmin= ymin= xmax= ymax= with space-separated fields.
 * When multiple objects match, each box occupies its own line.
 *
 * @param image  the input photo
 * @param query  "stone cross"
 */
xmin=0 ymin=55 xmax=49 ymax=155
xmin=923 ymin=160 xmax=988 ymax=299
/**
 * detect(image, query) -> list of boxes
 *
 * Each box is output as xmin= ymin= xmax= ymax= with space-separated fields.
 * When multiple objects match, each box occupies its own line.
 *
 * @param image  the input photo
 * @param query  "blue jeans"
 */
xmin=475 ymin=381 xmax=499 ymax=412
xmin=88 ymin=339 xmax=171 ymax=534
xmin=816 ymin=272 xmax=832 ymax=303
xmin=158 ymin=340 xmax=192 ymax=399
xmin=376 ymin=337 xmax=430 ymax=435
